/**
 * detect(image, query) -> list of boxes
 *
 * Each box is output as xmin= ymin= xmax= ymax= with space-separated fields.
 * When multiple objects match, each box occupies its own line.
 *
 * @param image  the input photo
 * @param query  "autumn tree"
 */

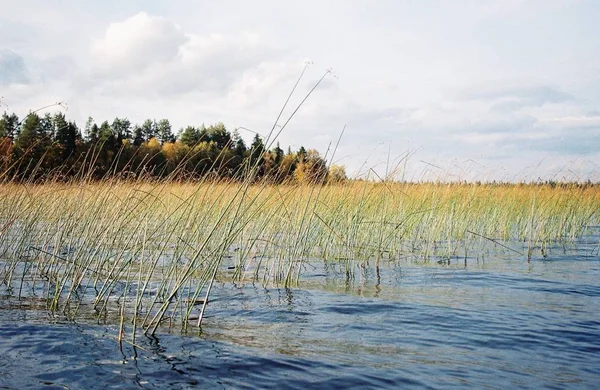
xmin=328 ymin=164 xmax=347 ymax=183
xmin=294 ymin=149 xmax=328 ymax=184
xmin=277 ymin=150 xmax=298 ymax=182
xmin=0 ymin=109 xmax=342 ymax=182
xmin=0 ymin=113 xmax=18 ymax=173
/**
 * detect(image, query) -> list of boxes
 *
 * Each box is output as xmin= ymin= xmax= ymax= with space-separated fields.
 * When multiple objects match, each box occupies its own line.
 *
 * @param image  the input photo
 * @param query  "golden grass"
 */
xmin=1 ymin=179 xmax=598 ymax=335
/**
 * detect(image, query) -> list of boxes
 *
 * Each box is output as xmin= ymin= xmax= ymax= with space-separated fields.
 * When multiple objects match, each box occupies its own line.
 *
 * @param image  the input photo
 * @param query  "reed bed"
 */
xmin=1 ymin=178 xmax=599 ymax=338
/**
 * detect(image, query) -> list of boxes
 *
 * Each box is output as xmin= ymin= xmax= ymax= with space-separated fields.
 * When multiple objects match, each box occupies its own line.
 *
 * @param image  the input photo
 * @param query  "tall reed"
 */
xmin=1 ymin=179 xmax=598 ymax=337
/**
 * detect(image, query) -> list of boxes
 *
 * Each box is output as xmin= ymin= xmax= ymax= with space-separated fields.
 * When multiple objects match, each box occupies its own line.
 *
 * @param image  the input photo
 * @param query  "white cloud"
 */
xmin=0 ymin=50 xmax=29 ymax=85
xmin=88 ymin=12 xmax=280 ymax=98
xmin=227 ymin=61 xmax=308 ymax=109
xmin=454 ymin=130 xmax=550 ymax=145
xmin=90 ymin=12 xmax=186 ymax=76
xmin=543 ymin=115 xmax=600 ymax=126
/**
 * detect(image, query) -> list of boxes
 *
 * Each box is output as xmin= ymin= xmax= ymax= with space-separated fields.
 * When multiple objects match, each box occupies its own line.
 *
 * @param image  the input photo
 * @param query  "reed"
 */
xmin=2 ymin=66 xmax=599 ymax=335
xmin=1 ymin=177 xmax=598 ymax=336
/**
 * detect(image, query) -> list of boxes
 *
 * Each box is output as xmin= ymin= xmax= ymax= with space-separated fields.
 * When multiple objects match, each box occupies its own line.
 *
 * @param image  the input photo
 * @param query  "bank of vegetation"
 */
xmin=0 ymin=109 xmax=346 ymax=184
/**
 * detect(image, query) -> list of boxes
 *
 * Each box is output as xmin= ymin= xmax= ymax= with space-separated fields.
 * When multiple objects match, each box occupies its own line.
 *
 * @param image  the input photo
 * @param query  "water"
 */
xmin=1 ymin=236 xmax=600 ymax=388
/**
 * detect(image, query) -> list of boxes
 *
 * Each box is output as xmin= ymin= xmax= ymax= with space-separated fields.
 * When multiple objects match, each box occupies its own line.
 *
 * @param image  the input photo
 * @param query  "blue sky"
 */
xmin=1 ymin=0 xmax=599 ymax=181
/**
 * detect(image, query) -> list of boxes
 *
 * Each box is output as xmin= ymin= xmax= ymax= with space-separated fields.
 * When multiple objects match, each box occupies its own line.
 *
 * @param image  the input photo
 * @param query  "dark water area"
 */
xmin=1 ymin=235 xmax=600 ymax=389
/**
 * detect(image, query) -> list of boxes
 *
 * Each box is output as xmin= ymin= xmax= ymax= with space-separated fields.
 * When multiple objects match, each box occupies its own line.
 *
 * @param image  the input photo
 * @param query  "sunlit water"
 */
xmin=1 ymin=232 xmax=599 ymax=389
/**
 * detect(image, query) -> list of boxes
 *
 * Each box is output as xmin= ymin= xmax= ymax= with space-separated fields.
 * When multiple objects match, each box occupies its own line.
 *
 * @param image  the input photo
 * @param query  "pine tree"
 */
xmin=40 ymin=113 xmax=54 ymax=140
xmin=297 ymin=146 xmax=307 ymax=162
xmin=132 ymin=125 xmax=144 ymax=146
xmin=232 ymin=130 xmax=247 ymax=157
xmin=178 ymin=126 xmax=201 ymax=147
xmin=14 ymin=112 xmax=53 ymax=176
xmin=273 ymin=142 xmax=284 ymax=166
xmin=141 ymin=119 xmax=156 ymax=142
xmin=112 ymin=117 xmax=131 ymax=143
xmin=15 ymin=112 xmax=42 ymax=151
xmin=156 ymin=119 xmax=174 ymax=144
xmin=98 ymin=121 xmax=113 ymax=142
xmin=54 ymin=113 xmax=80 ymax=160
xmin=84 ymin=117 xmax=96 ymax=142
xmin=249 ymin=134 xmax=266 ymax=176
xmin=0 ymin=112 xmax=19 ymax=138
xmin=206 ymin=122 xmax=231 ymax=149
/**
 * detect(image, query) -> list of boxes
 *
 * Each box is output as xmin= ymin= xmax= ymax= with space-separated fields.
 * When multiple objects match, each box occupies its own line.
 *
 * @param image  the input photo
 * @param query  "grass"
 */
xmin=2 ymin=66 xmax=599 ymax=339
xmin=1 ymin=177 xmax=599 ymax=339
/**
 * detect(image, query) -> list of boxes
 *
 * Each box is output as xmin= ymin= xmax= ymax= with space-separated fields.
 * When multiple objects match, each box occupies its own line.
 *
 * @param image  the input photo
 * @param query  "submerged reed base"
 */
xmin=1 ymin=179 xmax=599 ymax=338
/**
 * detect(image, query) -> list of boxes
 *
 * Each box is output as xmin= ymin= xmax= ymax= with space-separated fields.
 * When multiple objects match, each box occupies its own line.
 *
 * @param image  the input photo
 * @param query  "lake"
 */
xmin=1 ymin=230 xmax=599 ymax=389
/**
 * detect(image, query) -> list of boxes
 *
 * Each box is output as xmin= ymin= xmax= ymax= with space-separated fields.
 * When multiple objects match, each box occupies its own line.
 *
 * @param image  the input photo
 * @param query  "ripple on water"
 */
xmin=1 ymin=238 xmax=600 ymax=389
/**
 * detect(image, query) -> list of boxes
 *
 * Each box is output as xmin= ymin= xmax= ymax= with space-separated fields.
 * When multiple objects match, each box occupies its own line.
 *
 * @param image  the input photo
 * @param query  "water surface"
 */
xmin=1 ymin=235 xmax=599 ymax=389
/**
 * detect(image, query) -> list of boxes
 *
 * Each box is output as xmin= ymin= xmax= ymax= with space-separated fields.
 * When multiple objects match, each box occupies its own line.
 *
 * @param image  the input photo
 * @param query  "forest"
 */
xmin=0 ymin=109 xmax=347 ymax=183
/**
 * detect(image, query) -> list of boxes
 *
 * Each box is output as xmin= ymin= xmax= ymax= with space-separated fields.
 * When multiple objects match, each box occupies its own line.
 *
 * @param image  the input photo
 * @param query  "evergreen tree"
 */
xmin=0 ymin=110 xmax=342 ymax=182
xmin=0 ymin=112 xmax=19 ymax=138
xmin=54 ymin=113 xmax=80 ymax=160
xmin=14 ymin=112 xmax=52 ymax=176
xmin=40 ymin=113 xmax=54 ymax=140
xmin=249 ymin=134 xmax=266 ymax=176
xmin=272 ymin=142 xmax=284 ymax=166
xmin=263 ymin=142 xmax=285 ymax=179
xmin=206 ymin=122 xmax=231 ymax=150
xmin=156 ymin=119 xmax=174 ymax=144
xmin=52 ymin=112 xmax=69 ymax=160
xmin=52 ymin=112 xmax=69 ymax=139
xmin=98 ymin=121 xmax=113 ymax=142
xmin=95 ymin=120 xmax=119 ymax=175
xmin=15 ymin=112 xmax=42 ymax=151
xmin=228 ymin=129 xmax=247 ymax=175
xmin=232 ymin=130 xmax=247 ymax=157
xmin=179 ymin=126 xmax=201 ymax=147
xmin=297 ymin=146 xmax=307 ymax=161
xmin=132 ymin=125 xmax=144 ymax=146
xmin=197 ymin=124 xmax=208 ymax=142
xmin=89 ymin=124 xmax=100 ymax=144
xmin=141 ymin=119 xmax=156 ymax=142
xmin=84 ymin=117 xmax=97 ymax=143
xmin=112 ymin=117 xmax=131 ymax=143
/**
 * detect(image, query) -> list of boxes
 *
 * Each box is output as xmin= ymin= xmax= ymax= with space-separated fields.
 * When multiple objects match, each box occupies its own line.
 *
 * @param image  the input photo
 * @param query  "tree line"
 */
xmin=0 ymin=111 xmax=347 ymax=183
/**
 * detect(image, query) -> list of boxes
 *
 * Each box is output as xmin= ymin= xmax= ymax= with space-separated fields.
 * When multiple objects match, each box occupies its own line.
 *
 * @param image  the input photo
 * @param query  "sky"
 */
xmin=1 ymin=0 xmax=599 ymax=182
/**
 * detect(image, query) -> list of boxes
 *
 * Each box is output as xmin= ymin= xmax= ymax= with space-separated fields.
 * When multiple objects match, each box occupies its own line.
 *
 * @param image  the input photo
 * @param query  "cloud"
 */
xmin=0 ymin=50 xmax=29 ymax=85
xmin=543 ymin=115 xmax=600 ymax=127
xmin=88 ymin=12 xmax=278 ymax=97
xmin=444 ymin=110 xmax=600 ymax=160
xmin=539 ymin=127 xmax=600 ymax=155
xmin=90 ymin=12 xmax=186 ymax=76
xmin=459 ymin=84 xmax=573 ymax=113
xmin=227 ymin=61 xmax=309 ymax=109
xmin=164 ymin=32 xmax=275 ymax=95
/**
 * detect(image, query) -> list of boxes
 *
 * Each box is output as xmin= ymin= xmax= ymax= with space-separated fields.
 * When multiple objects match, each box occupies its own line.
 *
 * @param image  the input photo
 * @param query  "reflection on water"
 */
xmin=1 ymin=235 xmax=600 ymax=389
